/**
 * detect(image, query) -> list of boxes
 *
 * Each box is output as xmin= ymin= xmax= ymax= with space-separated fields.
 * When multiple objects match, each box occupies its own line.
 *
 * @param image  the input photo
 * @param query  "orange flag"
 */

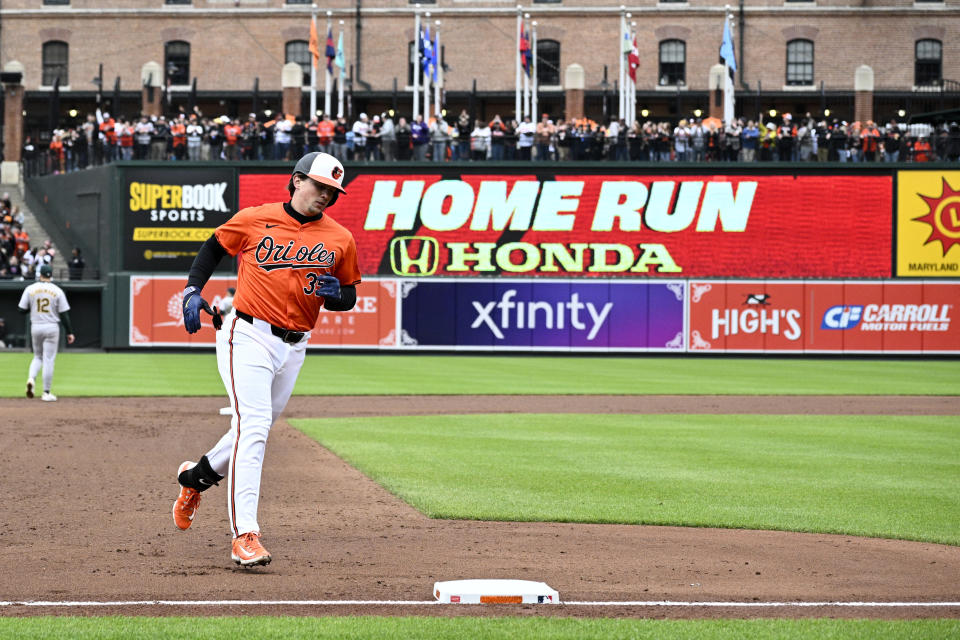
xmin=308 ymin=17 xmax=320 ymax=69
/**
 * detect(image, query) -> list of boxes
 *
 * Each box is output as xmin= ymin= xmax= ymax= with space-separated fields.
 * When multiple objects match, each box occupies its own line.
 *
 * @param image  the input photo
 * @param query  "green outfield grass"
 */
xmin=291 ymin=413 xmax=960 ymax=545
xmin=0 ymin=617 xmax=956 ymax=639
xmin=1 ymin=352 xmax=958 ymax=397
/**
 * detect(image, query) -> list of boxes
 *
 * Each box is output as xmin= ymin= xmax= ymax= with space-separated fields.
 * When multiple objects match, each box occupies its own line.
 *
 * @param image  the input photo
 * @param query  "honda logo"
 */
xmin=389 ymin=236 xmax=439 ymax=276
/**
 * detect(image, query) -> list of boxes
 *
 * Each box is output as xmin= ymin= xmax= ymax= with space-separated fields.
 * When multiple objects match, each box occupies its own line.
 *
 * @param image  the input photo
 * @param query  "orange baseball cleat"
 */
xmin=231 ymin=532 xmax=272 ymax=567
xmin=172 ymin=461 xmax=202 ymax=530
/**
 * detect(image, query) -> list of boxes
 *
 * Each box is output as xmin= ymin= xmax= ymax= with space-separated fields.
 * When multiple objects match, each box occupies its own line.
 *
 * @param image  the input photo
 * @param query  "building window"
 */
xmin=165 ymin=41 xmax=190 ymax=86
xmin=408 ymin=41 xmax=417 ymax=86
xmin=43 ymin=0 xmax=70 ymax=5
xmin=42 ymin=41 xmax=68 ymax=86
xmin=915 ymin=39 xmax=942 ymax=86
xmin=165 ymin=0 xmax=192 ymax=4
xmin=286 ymin=40 xmax=311 ymax=86
xmin=658 ymin=40 xmax=685 ymax=86
xmin=537 ymin=39 xmax=560 ymax=86
xmin=786 ymin=39 xmax=814 ymax=86
xmin=286 ymin=0 xmax=312 ymax=4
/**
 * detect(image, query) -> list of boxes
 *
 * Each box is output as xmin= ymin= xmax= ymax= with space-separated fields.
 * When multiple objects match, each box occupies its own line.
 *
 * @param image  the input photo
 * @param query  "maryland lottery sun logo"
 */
xmin=915 ymin=177 xmax=960 ymax=257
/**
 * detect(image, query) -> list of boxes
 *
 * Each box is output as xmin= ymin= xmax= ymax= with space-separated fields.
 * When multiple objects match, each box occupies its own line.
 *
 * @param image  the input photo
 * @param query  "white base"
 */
xmin=218 ymin=407 xmax=234 ymax=416
xmin=433 ymin=579 xmax=559 ymax=604
xmin=1 ymin=161 xmax=20 ymax=185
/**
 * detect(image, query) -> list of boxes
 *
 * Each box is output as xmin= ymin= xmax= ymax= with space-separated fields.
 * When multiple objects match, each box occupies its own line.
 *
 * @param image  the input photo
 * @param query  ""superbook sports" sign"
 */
xmin=124 ymin=167 xmax=237 ymax=271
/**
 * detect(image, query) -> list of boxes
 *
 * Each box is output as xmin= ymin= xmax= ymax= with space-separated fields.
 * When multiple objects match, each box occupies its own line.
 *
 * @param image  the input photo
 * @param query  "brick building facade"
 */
xmin=2 ymin=0 xmax=959 ymax=137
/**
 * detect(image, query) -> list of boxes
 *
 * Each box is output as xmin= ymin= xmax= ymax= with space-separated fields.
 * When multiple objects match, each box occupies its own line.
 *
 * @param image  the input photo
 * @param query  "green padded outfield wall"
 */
xmin=20 ymin=162 xmax=960 ymax=350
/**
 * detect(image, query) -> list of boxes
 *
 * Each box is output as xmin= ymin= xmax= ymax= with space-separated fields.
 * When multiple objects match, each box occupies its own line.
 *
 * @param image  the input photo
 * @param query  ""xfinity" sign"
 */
xmin=471 ymin=289 xmax=613 ymax=341
xmin=399 ymin=279 xmax=686 ymax=351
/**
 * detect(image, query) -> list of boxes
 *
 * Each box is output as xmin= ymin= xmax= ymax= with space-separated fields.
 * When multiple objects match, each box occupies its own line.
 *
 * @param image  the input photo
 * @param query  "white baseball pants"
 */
xmin=205 ymin=315 xmax=308 ymax=538
xmin=29 ymin=323 xmax=60 ymax=392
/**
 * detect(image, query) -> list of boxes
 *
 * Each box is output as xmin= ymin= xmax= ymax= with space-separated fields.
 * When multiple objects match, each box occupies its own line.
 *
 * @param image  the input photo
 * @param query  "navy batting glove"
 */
xmin=182 ymin=286 xmax=214 ymax=334
xmin=316 ymin=274 xmax=341 ymax=301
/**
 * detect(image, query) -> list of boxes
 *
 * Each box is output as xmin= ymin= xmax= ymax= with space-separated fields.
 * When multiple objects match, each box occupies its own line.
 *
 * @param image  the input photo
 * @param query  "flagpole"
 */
xmin=323 ymin=11 xmax=332 ymax=118
xmin=525 ymin=13 xmax=532 ymax=119
xmin=413 ymin=4 xmax=420 ymax=121
xmin=423 ymin=17 xmax=431 ymax=123
xmin=434 ymin=20 xmax=441 ymax=118
xmin=725 ymin=9 xmax=736 ymax=124
xmin=720 ymin=7 xmax=738 ymax=124
xmin=532 ymin=21 xmax=538 ymax=123
xmin=515 ymin=5 xmax=522 ymax=122
xmin=337 ymin=20 xmax=345 ymax=117
xmin=310 ymin=3 xmax=318 ymax=120
xmin=630 ymin=21 xmax=637 ymax=128
xmin=618 ymin=7 xmax=625 ymax=121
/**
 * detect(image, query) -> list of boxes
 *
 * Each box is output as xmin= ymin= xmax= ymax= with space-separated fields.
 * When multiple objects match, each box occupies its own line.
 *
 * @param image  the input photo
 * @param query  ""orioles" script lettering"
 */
xmin=254 ymin=235 xmax=336 ymax=271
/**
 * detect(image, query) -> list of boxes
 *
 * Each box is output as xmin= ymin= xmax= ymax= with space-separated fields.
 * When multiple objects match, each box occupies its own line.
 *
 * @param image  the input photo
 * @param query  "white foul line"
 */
xmin=1 ymin=600 xmax=959 ymax=608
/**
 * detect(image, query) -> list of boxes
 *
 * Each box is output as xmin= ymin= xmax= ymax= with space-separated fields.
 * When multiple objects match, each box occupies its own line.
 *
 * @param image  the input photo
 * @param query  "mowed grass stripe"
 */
xmin=0 ymin=616 xmax=956 ymax=639
xmin=0 ymin=353 xmax=958 ymax=396
xmin=291 ymin=414 xmax=960 ymax=545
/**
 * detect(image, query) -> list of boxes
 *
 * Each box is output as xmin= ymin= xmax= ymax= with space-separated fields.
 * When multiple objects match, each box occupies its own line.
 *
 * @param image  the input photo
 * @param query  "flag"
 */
xmin=720 ymin=16 xmax=737 ymax=73
xmin=308 ymin=17 xmax=320 ymax=70
xmin=335 ymin=31 xmax=345 ymax=80
xmin=628 ymin=36 xmax=639 ymax=84
xmin=622 ymin=30 xmax=632 ymax=55
xmin=720 ymin=15 xmax=737 ymax=124
xmin=325 ymin=27 xmax=336 ymax=74
xmin=421 ymin=26 xmax=433 ymax=77
xmin=520 ymin=29 xmax=532 ymax=77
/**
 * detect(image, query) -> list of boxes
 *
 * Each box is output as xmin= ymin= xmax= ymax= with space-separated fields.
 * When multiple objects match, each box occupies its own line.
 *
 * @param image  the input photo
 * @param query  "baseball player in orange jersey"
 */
xmin=173 ymin=152 xmax=360 ymax=567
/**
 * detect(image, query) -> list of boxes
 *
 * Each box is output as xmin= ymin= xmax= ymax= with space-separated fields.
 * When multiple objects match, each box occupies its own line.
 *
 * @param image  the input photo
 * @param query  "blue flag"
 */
xmin=421 ymin=26 xmax=433 ymax=77
xmin=720 ymin=16 xmax=737 ymax=73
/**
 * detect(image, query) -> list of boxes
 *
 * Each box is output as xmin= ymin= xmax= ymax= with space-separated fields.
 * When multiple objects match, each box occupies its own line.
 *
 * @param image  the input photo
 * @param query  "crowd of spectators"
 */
xmin=24 ymin=107 xmax=960 ymax=174
xmin=0 ymin=193 xmax=39 ymax=279
xmin=0 ymin=192 xmax=85 ymax=281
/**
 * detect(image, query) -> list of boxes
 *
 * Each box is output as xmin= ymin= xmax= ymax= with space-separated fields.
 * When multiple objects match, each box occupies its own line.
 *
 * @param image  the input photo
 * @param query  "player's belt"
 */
xmin=235 ymin=310 xmax=305 ymax=344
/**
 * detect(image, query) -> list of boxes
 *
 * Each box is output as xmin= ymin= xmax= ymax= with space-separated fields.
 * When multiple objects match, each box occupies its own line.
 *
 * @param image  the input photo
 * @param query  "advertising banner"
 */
xmin=124 ymin=168 xmax=237 ymax=271
xmin=310 ymin=279 xmax=399 ymax=348
xmin=129 ymin=276 xmax=236 ymax=346
xmin=399 ymin=279 xmax=686 ymax=351
xmin=689 ymin=280 xmax=959 ymax=353
xmin=896 ymin=171 xmax=960 ymax=277
xmin=240 ymin=171 xmax=892 ymax=279
xmin=129 ymin=276 xmax=397 ymax=348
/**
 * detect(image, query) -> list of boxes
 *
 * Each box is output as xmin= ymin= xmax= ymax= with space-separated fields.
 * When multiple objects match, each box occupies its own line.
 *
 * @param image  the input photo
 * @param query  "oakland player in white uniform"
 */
xmin=19 ymin=264 xmax=75 ymax=401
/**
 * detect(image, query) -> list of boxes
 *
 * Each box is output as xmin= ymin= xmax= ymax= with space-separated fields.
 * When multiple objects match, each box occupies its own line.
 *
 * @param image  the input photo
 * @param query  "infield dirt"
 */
xmin=2 ymin=395 xmax=958 ymax=619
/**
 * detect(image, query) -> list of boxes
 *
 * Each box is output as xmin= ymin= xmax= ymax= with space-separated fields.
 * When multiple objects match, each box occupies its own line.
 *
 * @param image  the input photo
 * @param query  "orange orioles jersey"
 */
xmin=215 ymin=202 xmax=361 ymax=331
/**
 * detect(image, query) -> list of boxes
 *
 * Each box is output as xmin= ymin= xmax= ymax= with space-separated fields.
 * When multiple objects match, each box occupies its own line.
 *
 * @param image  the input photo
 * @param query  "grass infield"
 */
xmin=0 ymin=352 xmax=958 ymax=397
xmin=291 ymin=413 xmax=960 ymax=545
xmin=0 ymin=617 xmax=956 ymax=639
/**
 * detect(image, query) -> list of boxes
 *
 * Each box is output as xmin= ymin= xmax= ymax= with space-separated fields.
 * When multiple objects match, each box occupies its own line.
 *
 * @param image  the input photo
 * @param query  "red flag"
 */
xmin=325 ymin=28 xmax=336 ymax=74
xmin=520 ymin=30 xmax=532 ymax=77
xmin=628 ymin=36 xmax=639 ymax=84
xmin=308 ymin=17 xmax=320 ymax=70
